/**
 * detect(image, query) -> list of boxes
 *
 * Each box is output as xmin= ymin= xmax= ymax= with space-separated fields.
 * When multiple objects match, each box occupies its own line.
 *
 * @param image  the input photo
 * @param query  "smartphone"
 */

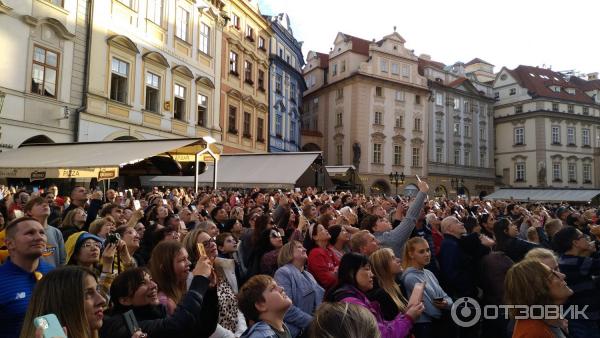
xmin=133 ymin=200 xmax=141 ymax=211
xmin=123 ymin=310 xmax=140 ymax=336
xmin=196 ymin=242 xmax=207 ymax=258
xmin=416 ymin=175 xmax=422 ymax=182
xmin=190 ymin=205 xmax=197 ymax=212
xmin=294 ymin=187 xmax=301 ymax=193
xmin=34 ymin=314 xmax=67 ymax=338
xmin=162 ymin=198 xmax=168 ymax=205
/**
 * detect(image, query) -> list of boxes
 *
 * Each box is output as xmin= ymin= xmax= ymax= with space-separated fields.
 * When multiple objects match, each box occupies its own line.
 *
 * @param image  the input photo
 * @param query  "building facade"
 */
xmin=80 ymin=0 xmax=224 ymax=142
xmin=219 ymin=0 xmax=271 ymax=153
xmin=494 ymin=66 xmax=600 ymax=188
xmin=420 ymin=56 xmax=496 ymax=198
xmin=302 ymin=31 xmax=429 ymax=194
xmin=265 ymin=13 xmax=305 ymax=152
xmin=0 ymin=0 xmax=82 ymax=150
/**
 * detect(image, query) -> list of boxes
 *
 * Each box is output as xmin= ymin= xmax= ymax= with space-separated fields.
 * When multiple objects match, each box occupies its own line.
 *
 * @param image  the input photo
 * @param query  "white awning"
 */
xmin=326 ymin=165 xmax=356 ymax=176
xmin=140 ymin=152 xmax=332 ymax=189
xmin=0 ymin=138 xmax=207 ymax=179
xmin=485 ymin=189 xmax=600 ymax=203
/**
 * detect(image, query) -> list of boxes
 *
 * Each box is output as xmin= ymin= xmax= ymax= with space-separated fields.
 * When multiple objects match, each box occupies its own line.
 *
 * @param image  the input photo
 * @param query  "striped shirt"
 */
xmin=0 ymin=258 xmax=54 ymax=338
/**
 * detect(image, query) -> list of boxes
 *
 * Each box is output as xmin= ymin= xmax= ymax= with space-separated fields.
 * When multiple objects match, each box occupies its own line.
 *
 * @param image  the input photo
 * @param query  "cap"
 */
xmin=65 ymin=231 xmax=103 ymax=264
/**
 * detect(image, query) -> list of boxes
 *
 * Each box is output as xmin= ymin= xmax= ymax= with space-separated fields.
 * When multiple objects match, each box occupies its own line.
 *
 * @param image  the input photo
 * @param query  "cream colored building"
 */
xmin=302 ymin=31 xmax=429 ymax=194
xmin=80 ymin=0 xmax=224 ymax=142
xmin=219 ymin=0 xmax=270 ymax=153
xmin=0 ymin=0 xmax=80 ymax=150
xmin=494 ymin=66 xmax=600 ymax=188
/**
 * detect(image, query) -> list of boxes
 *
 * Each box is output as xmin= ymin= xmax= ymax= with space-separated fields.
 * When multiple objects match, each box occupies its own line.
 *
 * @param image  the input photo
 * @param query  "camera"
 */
xmin=106 ymin=232 xmax=121 ymax=245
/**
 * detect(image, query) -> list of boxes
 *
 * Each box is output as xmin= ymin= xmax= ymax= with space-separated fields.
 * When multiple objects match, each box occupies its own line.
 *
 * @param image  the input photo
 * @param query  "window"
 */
xmin=243 ymin=112 xmax=251 ymax=137
xmin=552 ymin=162 xmax=562 ymax=181
xmin=393 ymin=145 xmax=402 ymax=165
xmin=258 ymin=36 xmax=266 ymax=50
xmin=401 ymin=64 xmax=409 ymax=77
xmin=145 ymin=72 xmax=160 ymax=113
xmin=412 ymin=147 xmax=420 ymax=167
xmin=256 ymin=117 xmax=264 ymax=142
xmin=228 ymin=106 xmax=237 ymax=133
xmin=373 ymin=144 xmax=382 ymax=164
xmin=435 ymin=119 xmax=442 ymax=133
xmin=514 ymin=127 xmax=524 ymax=145
xmin=290 ymin=82 xmax=297 ymax=102
xmin=245 ymin=25 xmax=254 ymax=41
xmin=275 ymin=74 xmax=282 ymax=94
xmin=231 ymin=14 xmax=240 ymax=29
xmin=32 ymin=46 xmax=59 ymax=98
xmin=464 ymin=125 xmax=470 ymax=137
xmin=199 ymin=23 xmax=210 ymax=55
xmin=375 ymin=87 xmax=383 ymax=97
xmin=173 ymin=84 xmax=186 ymax=121
xmin=336 ymin=111 xmax=343 ymax=126
xmin=341 ymin=60 xmax=346 ymax=72
xmin=258 ymin=70 xmax=265 ymax=91
xmin=480 ymin=151 xmax=487 ymax=167
xmin=197 ymin=94 xmax=207 ymax=127
xmin=374 ymin=111 xmax=383 ymax=125
xmin=415 ymin=95 xmax=421 ymax=105
xmin=110 ymin=57 xmax=129 ymax=103
xmin=414 ymin=118 xmax=421 ymax=131
xmin=583 ymin=107 xmax=589 ymax=115
xmin=395 ymin=90 xmax=405 ymax=101
xmin=515 ymin=104 xmax=523 ymax=113
xmin=332 ymin=64 xmax=337 ymax=76
xmin=435 ymin=93 xmax=443 ymax=106
xmin=567 ymin=127 xmax=575 ymax=145
xmin=480 ymin=126 xmax=486 ymax=140
xmin=453 ymin=98 xmax=460 ymax=110
xmin=464 ymin=101 xmax=469 ymax=112
xmin=244 ymin=61 xmax=253 ymax=84
xmin=568 ymin=104 xmax=574 ymax=113
xmin=435 ymin=146 xmax=443 ymax=163
xmin=464 ymin=150 xmax=470 ymax=166
xmin=568 ymin=163 xmax=576 ymax=182
xmin=515 ymin=163 xmax=525 ymax=181
xmin=509 ymin=88 xmax=516 ymax=95
xmin=336 ymin=144 xmax=343 ymax=165
xmin=275 ymin=115 xmax=282 ymax=137
xmin=336 ymin=88 xmax=344 ymax=99
xmin=391 ymin=63 xmax=399 ymax=75
xmin=551 ymin=126 xmax=560 ymax=144
xmin=454 ymin=149 xmax=460 ymax=165
xmin=290 ymin=121 xmax=296 ymax=142
xmin=582 ymin=128 xmax=590 ymax=146
xmin=552 ymin=103 xmax=559 ymax=112
xmin=380 ymin=59 xmax=388 ymax=73
xmin=494 ymin=92 xmax=499 ymax=99
xmin=454 ymin=123 xmax=461 ymax=136
xmin=147 ymin=0 xmax=163 ymax=25
xmin=175 ymin=7 xmax=189 ymax=40
xmin=395 ymin=115 xmax=403 ymax=128
xmin=583 ymin=163 xmax=592 ymax=182
xmin=229 ymin=51 xmax=238 ymax=75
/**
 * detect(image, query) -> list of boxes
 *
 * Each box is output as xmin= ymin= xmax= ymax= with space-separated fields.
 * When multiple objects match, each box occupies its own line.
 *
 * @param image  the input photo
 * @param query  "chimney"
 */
xmin=419 ymin=53 xmax=431 ymax=60
xmin=588 ymin=72 xmax=599 ymax=81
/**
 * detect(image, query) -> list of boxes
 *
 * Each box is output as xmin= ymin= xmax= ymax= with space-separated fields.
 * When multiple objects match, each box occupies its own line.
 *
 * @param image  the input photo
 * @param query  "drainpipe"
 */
xmin=74 ymin=0 xmax=94 ymax=142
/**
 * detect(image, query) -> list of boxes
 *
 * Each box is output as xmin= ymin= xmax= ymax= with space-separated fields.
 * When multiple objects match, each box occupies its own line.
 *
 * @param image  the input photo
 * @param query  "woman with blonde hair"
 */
xmin=401 ymin=237 xmax=452 ymax=338
xmin=505 ymin=259 xmax=572 ymax=337
xmin=524 ymin=247 xmax=559 ymax=273
xmin=19 ymin=266 xmax=108 ymax=338
xmin=368 ymin=248 xmax=409 ymax=321
xmin=309 ymin=302 xmax=380 ymax=338
xmin=89 ymin=216 xmax=117 ymax=240
xmin=60 ymin=207 xmax=87 ymax=240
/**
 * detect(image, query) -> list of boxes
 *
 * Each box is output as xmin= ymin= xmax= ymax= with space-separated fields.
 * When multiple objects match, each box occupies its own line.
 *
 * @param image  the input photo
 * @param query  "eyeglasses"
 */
xmin=200 ymin=237 xmax=216 ymax=246
xmin=270 ymin=231 xmax=282 ymax=238
xmin=81 ymin=242 xmax=101 ymax=249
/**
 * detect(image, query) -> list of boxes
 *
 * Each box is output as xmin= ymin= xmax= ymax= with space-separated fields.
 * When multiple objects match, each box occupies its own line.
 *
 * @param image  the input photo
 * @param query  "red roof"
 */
xmin=509 ymin=65 xmax=596 ymax=105
xmin=447 ymin=78 xmax=468 ymax=88
xmin=569 ymin=76 xmax=600 ymax=91
xmin=316 ymin=52 xmax=329 ymax=69
xmin=465 ymin=58 xmax=493 ymax=66
xmin=340 ymin=33 xmax=370 ymax=56
xmin=417 ymin=58 xmax=446 ymax=76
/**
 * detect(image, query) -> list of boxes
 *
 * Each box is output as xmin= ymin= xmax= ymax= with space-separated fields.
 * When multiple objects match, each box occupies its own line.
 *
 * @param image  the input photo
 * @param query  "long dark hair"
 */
xmin=325 ymin=252 xmax=370 ymax=301
xmin=494 ymin=218 xmax=513 ymax=251
xmin=108 ymin=267 xmax=150 ymax=314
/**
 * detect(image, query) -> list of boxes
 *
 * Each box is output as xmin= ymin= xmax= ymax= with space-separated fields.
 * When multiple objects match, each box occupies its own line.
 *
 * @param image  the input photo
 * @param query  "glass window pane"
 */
xmin=34 ymin=47 xmax=45 ymax=63
xmin=46 ymin=51 xmax=58 ymax=67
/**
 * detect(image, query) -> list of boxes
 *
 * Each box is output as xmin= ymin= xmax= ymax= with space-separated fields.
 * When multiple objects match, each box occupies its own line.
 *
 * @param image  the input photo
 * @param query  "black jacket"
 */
xmin=100 ymin=276 xmax=218 ymax=338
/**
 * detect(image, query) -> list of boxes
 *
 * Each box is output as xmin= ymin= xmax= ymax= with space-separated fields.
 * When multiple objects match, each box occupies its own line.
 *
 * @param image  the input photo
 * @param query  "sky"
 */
xmin=258 ymin=0 xmax=599 ymax=76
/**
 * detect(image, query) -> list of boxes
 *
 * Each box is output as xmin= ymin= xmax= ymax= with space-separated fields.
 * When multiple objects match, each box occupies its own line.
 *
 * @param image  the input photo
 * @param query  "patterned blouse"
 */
xmin=216 ymin=276 xmax=239 ymax=332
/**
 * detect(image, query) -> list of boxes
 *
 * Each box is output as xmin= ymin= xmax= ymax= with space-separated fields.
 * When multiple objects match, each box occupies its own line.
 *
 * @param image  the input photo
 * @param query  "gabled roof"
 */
xmin=339 ymin=32 xmax=370 ymax=56
xmin=508 ymin=65 xmax=596 ymax=105
xmin=569 ymin=76 xmax=600 ymax=91
xmin=465 ymin=58 xmax=493 ymax=66
xmin=417 ymin=57 xmax=446 ymax=76
xmin=316 ymin=52 xmax=329 ymax=69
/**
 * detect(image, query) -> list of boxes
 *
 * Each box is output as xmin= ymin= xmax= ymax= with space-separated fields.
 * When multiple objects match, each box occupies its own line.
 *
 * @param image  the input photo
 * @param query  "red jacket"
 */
xmin=307 ymin=246 xmax=340 ymax=290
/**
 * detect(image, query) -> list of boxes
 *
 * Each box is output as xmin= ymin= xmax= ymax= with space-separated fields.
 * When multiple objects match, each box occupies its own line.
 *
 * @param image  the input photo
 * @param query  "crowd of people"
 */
xmin=0 ymin=181 xmax=600 ymax=338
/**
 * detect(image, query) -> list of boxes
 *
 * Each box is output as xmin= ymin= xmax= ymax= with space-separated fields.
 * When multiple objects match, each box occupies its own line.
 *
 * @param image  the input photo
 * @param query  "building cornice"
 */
xmin=495 ymin=110 xmax=600 ymax=124
xmin=430 ymin=81 xmax=494 ymax=103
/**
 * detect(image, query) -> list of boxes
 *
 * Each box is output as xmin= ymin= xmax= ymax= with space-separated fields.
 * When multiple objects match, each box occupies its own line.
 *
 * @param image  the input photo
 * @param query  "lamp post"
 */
xmin=194 ymin=136 xmax=218 ymax=194
xmin=389 ymin=171 xmax=405 ymax=195
xmin=451 ymin=178 xmax=464 ymax=196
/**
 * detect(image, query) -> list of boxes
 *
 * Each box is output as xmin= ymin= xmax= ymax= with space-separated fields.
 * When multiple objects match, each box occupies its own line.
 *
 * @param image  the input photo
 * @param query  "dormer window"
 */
xmin=550 ymin=86 xmax=561 ymax=93
xmin=566 ymin=88 xmax=576 ymax=95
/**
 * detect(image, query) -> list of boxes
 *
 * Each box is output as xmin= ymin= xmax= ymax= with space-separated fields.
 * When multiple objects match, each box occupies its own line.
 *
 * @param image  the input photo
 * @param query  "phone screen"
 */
xmin=133 ymin=200 xmax=141 ymax=211
xmin=196 ymin=243 xmax=207 ymax=258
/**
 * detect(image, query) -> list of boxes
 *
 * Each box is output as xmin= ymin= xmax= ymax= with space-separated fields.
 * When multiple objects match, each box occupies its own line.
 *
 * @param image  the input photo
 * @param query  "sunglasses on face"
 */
xmin=270 ymin=231 xmax=282 ymax=238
